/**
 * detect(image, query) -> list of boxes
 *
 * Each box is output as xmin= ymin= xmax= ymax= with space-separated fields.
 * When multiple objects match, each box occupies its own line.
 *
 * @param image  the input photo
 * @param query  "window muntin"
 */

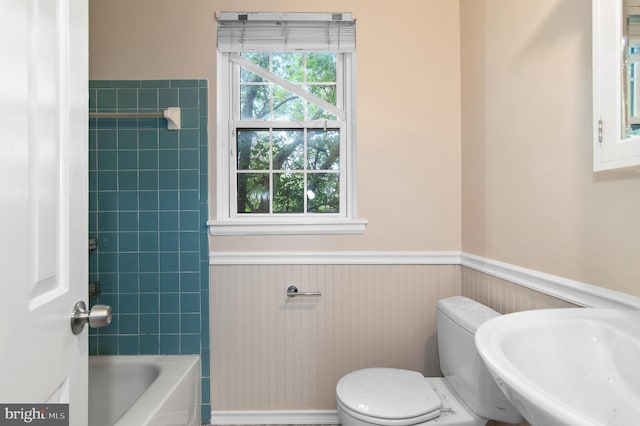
xmin=235 ymin=127 xmax=341 ymax=215
xmin=231 ymin=51 xmax=345 ymax=217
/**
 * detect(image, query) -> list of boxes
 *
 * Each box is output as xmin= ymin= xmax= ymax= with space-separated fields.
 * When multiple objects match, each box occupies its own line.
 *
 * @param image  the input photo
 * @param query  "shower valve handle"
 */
xmin=70 ymin=301 xmax=112 ymax=335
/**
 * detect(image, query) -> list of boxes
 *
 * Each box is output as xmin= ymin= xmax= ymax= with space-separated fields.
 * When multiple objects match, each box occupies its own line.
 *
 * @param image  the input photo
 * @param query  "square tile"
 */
xmin=180 ymin=334 xmax=200 ymax=354
xmin=118 ymin=150 xmax=138 ymax=170
xmin=159 ymin=171 xmax=179 ymax=190
xmin=97 ymin=89 xmax=117 ymax=110
xmin=139 ymin=252 xmax=159 ymax=273
xmin=160 ymin=314 xmax=180 ymax=334
xmin=159 ymin=252 xmax=179 ymax=272
xmin=179 ymin=129 xmax=199 ymax=148
xmin=118 ymin=192 xmax=138 ymax=211
xmin=139 ymin=88 xmax=159 ymax=109
xmin=140 ymin=273 xmax=160 ymax=292
xmin=118 ymin=336 xmax=139 ymax=355
xmin=159 ymin=130 xmax=179 ymax=149
xmin=159 ymin=273 xmax=179 ymax=292
xmin=97 ymin=336 xmax=118 ymax=355
xmin=180 ymin=292 xmax=200 ymax=313
xmin=159 ymin=335 xmax=180 ymax=355
xmin=119 ymin=232 xmax=139 ymax=252
xmin=117 ymin=88 xmax=138 ymax=110
xmin=118 ymin=294 xmax=139 ymax=313
xmin=159 ymin=88 xmax=179 ymax=108
xmin=159 ymin=150 xmax=179 ymax=169
xmin=119 ymin=314 xmax=139 ymax=334
xmin=159 ymin=191 xmax=179 ymax=210
xmin=140 ymin=314 xmax=159 ymax=334
xmin=180 ymin=313 xmax=200 ymax=333
xmin=179 ymin=88 xmax=199 ymax=107
xmin=119 ymin=273 xmax=139 ymax=293
xmin=159 ymin=293 xmax=180 ymax=313
xmin=139 ymin=334 xmax=159 ymax=354
xmin=140 ymin=293 xmax=160 ymax=313
xmin=139 ymin=232 xmax=159 ymax=251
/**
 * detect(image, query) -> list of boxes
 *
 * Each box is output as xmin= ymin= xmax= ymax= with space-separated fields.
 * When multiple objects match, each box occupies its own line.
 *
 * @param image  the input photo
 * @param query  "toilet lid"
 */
xmin=336 ymin=368 xmax=441 ymax=420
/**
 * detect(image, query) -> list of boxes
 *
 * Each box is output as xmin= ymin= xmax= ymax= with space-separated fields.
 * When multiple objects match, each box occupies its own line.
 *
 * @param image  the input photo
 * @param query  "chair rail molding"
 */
xmin=461 ymin=253 xmax=640 ymax=310
xmin=209 ymin=250 xmax=462 ymax=265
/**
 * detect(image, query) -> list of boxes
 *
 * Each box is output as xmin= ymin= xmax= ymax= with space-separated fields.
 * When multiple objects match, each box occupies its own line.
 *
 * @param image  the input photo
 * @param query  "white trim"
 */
xmin=216 ymin=49 xmax=359 ymax=228
xmin=208 ymin=218 xmax=368 ymax=236
xmin=207 ymin=250 xmax=640 ymax=310
xmin=210 ymin=410 xmax=340 ymax=425
xmin=210 ymin=250 xmax=462 ymax=265
xmin=461 ymin=253 xmax=640 ymax=310
xmin=593 ymin=0 xmax=640 ymax=171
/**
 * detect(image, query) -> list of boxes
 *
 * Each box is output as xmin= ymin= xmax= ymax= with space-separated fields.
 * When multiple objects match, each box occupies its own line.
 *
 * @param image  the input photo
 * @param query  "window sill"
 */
xmin=207 ymin=218 xmax=368 ymax=236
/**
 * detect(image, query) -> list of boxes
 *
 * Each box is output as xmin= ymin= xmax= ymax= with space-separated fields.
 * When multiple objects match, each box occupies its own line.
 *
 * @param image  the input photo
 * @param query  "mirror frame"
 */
xmin=593 ymin=0 xmax=640 ymax=171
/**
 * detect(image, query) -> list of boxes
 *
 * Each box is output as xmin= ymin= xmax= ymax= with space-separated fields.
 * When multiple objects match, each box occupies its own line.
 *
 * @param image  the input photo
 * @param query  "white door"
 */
xmin=0 ymin=0 xmax=89 ymax=424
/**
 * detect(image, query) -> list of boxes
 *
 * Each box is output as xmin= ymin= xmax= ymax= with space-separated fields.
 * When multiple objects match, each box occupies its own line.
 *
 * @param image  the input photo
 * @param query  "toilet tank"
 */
xmin=437 ymin=296 xmax=522 ymax=424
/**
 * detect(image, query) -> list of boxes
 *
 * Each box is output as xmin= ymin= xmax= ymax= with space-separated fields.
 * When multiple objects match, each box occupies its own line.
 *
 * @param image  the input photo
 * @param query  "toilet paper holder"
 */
xmin=287 ymin=285 xmax=321 ymax=297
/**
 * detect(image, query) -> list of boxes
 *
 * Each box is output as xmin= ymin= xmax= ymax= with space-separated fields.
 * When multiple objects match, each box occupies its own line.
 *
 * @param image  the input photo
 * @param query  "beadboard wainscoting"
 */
xmin=208 ymin=251 xmax=640 ymax=424
xmin=461 ymin=266 xmax=579 ymax=313
xmin=211 ymin=263 xmax=461 ymax=412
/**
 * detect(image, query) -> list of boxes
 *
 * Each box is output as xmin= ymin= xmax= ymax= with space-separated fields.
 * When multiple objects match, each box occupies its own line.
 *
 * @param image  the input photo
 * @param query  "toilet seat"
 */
xmin=336 ymin=368 xmax=442 ymax=425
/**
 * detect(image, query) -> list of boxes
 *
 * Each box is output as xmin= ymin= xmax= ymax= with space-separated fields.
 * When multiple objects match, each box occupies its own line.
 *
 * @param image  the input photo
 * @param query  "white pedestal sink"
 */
xmin=475 ymin=308 xmax=640 ymax=426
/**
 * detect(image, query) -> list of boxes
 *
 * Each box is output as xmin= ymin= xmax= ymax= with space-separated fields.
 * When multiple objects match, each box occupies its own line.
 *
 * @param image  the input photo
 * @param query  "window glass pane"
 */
xmin=273 ymin=173 xmax=304 ymax=213
xmin=237 ymin=173 xmax=270 ymax=213
xmin=308 ymin=130 xmax=340 ymax=170
xmin=307 ymin=173 xmax=339 ymax=213
xmin=240 ymin=52 xmax=269 ymax=82
xmin=306 ymin=53 xmax=336 ymax=82
xmin=230 ymin=50 xmax=348 ymax=218
xmin=307 ymin=85 xmax=337 ymax=120
xmin=240 ymin=85 xmax=270 ymax=120
xmin=237 ymin=130 xmax=270 ymax=170
xmin=272 ymin=52 xmax=304 ymax=82
xmin=272 ymin=86 xmax=304 ymax=120
xmin=307 ymin=85 xmax=336 ymax=104
xmin=272 ymin=130 xmax=304 ymax=170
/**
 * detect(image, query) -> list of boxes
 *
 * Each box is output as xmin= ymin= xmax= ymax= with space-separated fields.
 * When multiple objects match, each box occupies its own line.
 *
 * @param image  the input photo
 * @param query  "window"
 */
xmin=210 ymin=12 xmax=367 ymax=235
xmin=593 ymin=0 xmax=640 ymax=171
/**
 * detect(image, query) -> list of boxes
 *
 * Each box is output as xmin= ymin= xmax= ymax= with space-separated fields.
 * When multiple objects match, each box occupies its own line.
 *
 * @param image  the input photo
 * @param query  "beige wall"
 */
xmin=461 ymin=0 xmax=640 ymax=296
xmin=90 ymin=0 xmax=463 ymax=252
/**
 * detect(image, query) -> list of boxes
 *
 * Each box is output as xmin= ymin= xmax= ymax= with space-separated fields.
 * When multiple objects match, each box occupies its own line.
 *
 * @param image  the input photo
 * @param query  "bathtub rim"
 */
xmin=89 ymin=354 xmax=201 ymax=426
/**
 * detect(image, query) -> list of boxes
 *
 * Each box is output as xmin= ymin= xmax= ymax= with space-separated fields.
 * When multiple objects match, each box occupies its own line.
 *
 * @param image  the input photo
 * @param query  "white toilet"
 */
xmin=336 ymin=296 xmax=523 ymax=426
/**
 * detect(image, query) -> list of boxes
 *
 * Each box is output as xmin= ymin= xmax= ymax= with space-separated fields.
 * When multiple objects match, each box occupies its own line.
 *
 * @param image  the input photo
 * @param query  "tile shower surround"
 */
xmin=87 ymin=79 xmax=210 ymax=422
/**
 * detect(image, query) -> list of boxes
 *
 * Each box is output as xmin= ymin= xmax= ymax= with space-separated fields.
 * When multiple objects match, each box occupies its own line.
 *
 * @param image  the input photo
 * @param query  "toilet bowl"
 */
xmin=337 ymin=370 xmax=484 ymax=426
xmin=335 ymin=297 xmax=522 ymax=426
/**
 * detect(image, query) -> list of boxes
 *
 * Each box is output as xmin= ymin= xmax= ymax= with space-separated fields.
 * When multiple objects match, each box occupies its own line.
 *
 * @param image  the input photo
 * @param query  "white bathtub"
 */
xmin=88 ymin=355 xmax=201 ymax=426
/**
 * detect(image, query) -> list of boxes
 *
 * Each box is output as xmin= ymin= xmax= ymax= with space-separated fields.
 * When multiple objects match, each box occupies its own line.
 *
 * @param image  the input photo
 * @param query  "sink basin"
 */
xmin=475 ymin=308 xmax=640 ymax=426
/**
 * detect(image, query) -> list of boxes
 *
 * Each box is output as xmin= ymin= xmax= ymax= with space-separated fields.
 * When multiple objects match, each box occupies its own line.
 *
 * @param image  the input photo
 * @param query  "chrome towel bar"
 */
xmin=287 ymin=285 xmax=321 ymax=297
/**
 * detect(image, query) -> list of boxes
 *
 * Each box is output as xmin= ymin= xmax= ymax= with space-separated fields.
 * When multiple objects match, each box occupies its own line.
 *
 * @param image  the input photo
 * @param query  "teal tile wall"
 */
xmin=88 ymin=80 xmax=210 ymax=423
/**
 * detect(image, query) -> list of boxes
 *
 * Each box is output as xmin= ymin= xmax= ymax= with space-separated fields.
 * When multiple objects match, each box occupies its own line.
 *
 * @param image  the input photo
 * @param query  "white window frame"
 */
xmin=209 ymin=14 xmax=367 ymax=236
xmin=593 ymin=0 xmax=640 ymax=171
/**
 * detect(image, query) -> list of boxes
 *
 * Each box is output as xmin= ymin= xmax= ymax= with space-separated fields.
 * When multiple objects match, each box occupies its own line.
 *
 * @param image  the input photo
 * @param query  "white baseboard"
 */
xmin=210 ymin=410 xmax=340 ymax=425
